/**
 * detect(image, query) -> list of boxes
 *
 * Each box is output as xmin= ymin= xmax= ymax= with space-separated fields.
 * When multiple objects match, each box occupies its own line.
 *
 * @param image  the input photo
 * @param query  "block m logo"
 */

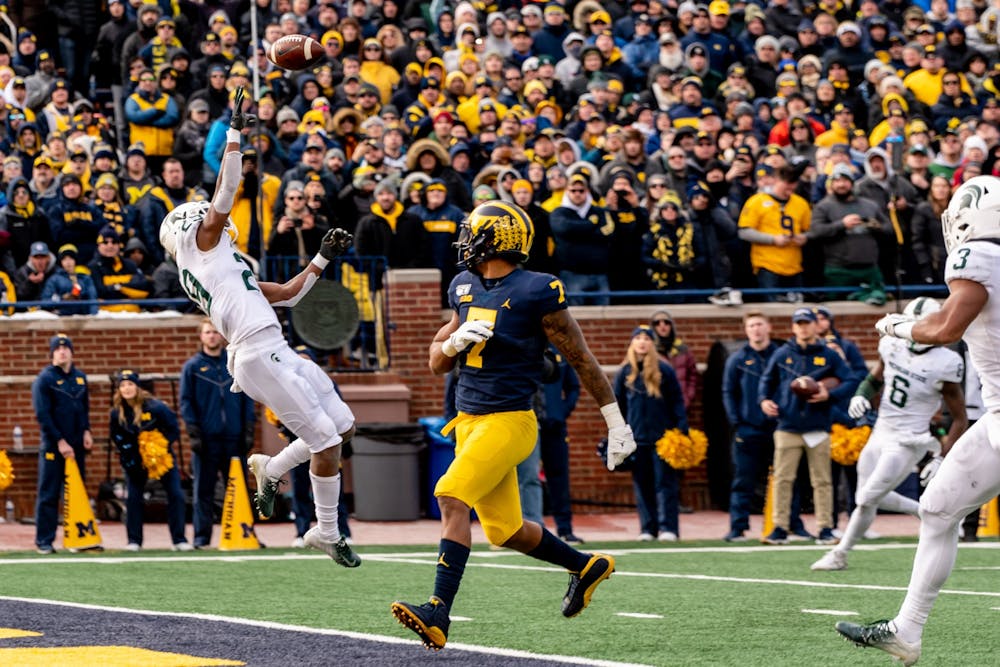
xmin=75 ymin=521 xmax=97 ymax=538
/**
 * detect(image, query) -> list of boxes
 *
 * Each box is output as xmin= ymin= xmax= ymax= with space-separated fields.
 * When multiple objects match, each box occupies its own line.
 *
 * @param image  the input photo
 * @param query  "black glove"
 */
xmin=187 ymin=424 xmax=203 ymax=455
xmin=319 ymin=228 xmax=353 ymax=261
xmin=229 ymin=87 xmax=257 ymax=131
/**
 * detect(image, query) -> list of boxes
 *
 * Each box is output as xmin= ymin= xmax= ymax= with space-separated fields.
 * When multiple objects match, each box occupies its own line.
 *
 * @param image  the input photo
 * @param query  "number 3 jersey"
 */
xmin=448 ymin=268 xmax=567 ymax=415
xmin=877 ymin=336 xmax=963 ymax=434
xmin=945 ymin=241 xmax=1000 ymax=412
xmin=175 ymin=221 xmax=279 ymax=345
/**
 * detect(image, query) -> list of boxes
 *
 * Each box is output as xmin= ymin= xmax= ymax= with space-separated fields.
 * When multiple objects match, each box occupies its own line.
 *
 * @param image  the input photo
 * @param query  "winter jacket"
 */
xmin=40 ymin=266 xmax=98 ymax=315
xmin=722 ymin=341 xmax=779 ymax=436
xmin=614 ymin=360 xmax=688 ymax=446
xmin=42 ymin=195 xmax=105 ymax=265
xmin=0 ymin=177 xmax=51 ymax=267
xmin=808 ymin=192 xmax=889 ymax=268
xmin=180 ymin=350 xmax=255 ymax=440
xmin=32 ymin=363 xmax=90 ymax=451
xmin=550 ymin=200 xmax=615 ymax=275
xmin=758 ymin=337 xmax=854 ymax=433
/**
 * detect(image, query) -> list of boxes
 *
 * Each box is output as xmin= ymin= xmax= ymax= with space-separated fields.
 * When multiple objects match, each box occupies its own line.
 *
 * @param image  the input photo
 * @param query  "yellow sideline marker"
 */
xmin=0 ymin=647 xmax=243 ymax=666
xmin=978 ymin=497 xmax=999 ymax=538
xmin=219 ymin=457 xmax=260 ymax=551
xmin=63 ymin=458 xmax=102 ymax=551
xmin=760 ymin=468 xmax=775 ymax=542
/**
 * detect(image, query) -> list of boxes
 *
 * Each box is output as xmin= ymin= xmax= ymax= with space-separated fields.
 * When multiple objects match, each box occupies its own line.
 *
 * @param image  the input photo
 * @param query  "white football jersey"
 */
xmin=945 ymin=241 xmax=1000 ymax=412
xmin=175 ymin=217 xmax=279 ymax=345
xmin=877 ymin=336 xmax=963 ymax=433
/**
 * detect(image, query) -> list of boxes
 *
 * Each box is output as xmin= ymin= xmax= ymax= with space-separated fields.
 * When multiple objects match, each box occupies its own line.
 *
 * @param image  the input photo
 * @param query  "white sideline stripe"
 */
xmin=452 ymin=615 xmax=474 ymax=621
xmin=616 ymin=612 xmax=663 ymax=619
xmin=4 ymin=549 xmax=1000 ymax=600
xmin=0 ymin=595 xmax=650 ymax=667
xmin=802 ymin=609 xmax=858 ymax=616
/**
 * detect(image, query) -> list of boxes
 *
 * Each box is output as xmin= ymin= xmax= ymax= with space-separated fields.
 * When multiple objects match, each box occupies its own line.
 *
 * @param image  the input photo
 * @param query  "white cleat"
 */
xmin=304 ymin=526 xmax=361 ymax=567
xmin=172 ymin=542 xmax=194 ymax=552
xmin=811 ymin=549 xmax=848 ymax=571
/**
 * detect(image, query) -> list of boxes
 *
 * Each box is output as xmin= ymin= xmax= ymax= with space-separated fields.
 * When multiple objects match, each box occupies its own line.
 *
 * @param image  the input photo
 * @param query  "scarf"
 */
xmin=12 ymin=200 xmax=34 ymax=218
xmin=373 ymin=200 xmax=403 ymax=232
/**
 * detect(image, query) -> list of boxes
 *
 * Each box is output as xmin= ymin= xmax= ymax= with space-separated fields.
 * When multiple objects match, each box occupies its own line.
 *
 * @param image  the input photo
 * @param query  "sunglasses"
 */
xmin=653 ymin=319 xmax=669 ymax=325
xmin=943 ymin=80 xmax=959 ymax=85
xmin=568 ymin=188 xmax=587 ymax=193
xmin=286 ymin=194 xmax=304 ymax=200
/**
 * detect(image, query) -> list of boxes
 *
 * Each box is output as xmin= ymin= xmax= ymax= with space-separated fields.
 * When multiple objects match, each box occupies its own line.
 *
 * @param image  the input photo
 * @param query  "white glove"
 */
xmin=875 ymin=313 xmax=916 ymax=340
xmin=606 ymin=424 xmax=637 ymax=471
xmin=920 ymin=455 xmax=943 ymax=487
xmin=441 ymin=319 xmax=494 ymax=357
xmin=848 ymin=395 xmax=871 ymax=420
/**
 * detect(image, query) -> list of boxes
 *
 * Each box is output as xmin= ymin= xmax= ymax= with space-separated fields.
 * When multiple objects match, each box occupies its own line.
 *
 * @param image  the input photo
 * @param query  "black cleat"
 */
xmin=562 ymin=553 xmax=615 ymax=618
xmin=835 ymin=619 xmax=921 ymax=666
xmin=391 ymin=597 xmax=450 ymax=650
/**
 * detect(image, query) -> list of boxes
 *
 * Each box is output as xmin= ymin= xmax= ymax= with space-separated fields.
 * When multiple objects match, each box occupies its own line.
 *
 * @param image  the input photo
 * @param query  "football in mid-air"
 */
xmin=267 ymin=34 xmax=324 ymax=71
xmin=791 ymin=376 xmax=820 ymax=398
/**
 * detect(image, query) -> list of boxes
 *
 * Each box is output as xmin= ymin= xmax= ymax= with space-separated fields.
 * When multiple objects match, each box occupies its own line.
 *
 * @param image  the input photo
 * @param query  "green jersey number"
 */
xmin=952 ymin=247 xmax=971 ymax=270
xmin=889 ymin=375 xmax=909 ymax=408
xmin=234 ymin=253 xmax=259 ymax=292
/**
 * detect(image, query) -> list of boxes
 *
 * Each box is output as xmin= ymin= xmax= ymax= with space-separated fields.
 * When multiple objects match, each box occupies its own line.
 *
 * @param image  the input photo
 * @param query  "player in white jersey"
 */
xmin=836 ymin=176 xmax=1000 ymax=665
xmin=811 ymin=298 xmax=967 ymax=572
xmin=159 ymin=88 xmax=360 ymax=567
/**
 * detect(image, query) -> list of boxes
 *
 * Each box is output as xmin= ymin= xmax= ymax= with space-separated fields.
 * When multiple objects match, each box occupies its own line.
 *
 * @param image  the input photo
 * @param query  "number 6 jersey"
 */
xmin=877 ymin=335 xmax=963 ymax=434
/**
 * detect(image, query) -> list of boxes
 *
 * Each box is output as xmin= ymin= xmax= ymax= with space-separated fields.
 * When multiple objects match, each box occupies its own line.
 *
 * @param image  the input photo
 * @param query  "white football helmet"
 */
xmin=159 ymin=201 xmax=210 ymax=258
xmin=941 ymin=176 xmax=1000 ymax=253
xmin=903 ymin=296 xmax=940 ymax=352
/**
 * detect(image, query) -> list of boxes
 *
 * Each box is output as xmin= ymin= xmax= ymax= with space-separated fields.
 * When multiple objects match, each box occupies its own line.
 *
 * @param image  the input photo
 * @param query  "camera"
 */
xmin=293 ymin=218 xmax=303 ymax=228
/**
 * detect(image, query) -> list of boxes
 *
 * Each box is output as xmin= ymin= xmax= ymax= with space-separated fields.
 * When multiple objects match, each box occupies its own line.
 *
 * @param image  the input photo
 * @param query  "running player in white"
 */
xmin=811 ymin=297 xmax=967 ymax=572
xmin=158 ymin=88 xmax=360 ymax=567
xmin=835 ymin=175 xmax=1000 ymax=664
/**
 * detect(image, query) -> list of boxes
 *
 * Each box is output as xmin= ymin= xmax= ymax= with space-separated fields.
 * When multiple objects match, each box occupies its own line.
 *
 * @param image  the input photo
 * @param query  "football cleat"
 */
xmin=248 ymin=454 xmax=281 ymax=519
xmin=562 ymin=553 xmax=615 ymax=618
xmin=304 ymin=527 xmax=361 ymax=567
xmin=391 ymin=596 xmax=450 ymax=650
xmin=811 ymin=549 xmax=847 ymax=571
xmin=763 ymin=527 xmax=788 ymax=545
xmin=816 ymin=527 xmax=840 ymax=545
xmin=835 ymin=619 xmax=921 ymax=666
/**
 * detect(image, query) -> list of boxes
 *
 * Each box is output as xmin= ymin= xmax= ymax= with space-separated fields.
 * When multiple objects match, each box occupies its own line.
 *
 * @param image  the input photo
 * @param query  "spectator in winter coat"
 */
xmin=407 ymin=178 xmax=464 ymax=305
xmin=354 ymin=179 xmax=430 ymax=270
xmin=173 ymin=99 xmax=212 ymax=189
xmin=650 ymin=310 xmax=699 ymax=409
xmin=86 ymin=225 xmax=151 ymax=313
xmin=13 ymin=241 xmax=55 ymax=302
xmin=0 ymin=176 xmax=51 ymax=268
xmin=40 ymin=243 xmax=98 ymax=315
xmin=614 ymin=326 xmax=688 ymax=541
xmin=42 ymin=174 xmax=104 ymax=265
xmin=550 ymin=173 xmax=615 ymax=305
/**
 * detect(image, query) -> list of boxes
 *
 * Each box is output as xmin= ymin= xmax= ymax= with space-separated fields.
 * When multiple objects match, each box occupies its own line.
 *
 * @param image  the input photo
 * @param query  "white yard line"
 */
xmin=615 ymin=612 xmax=664 ymax=619
xmin=801 ymin=609 xmax=858 ymax=616
xmin=0 ymin=595 xmax=650 ymax=667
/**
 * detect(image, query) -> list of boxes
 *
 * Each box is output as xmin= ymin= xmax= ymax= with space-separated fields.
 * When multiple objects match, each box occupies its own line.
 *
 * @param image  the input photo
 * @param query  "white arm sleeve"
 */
xmin=270 ymin=272 xmax=319 ymax=307
xmin=213 ymin=150 xmax=242 ymax=214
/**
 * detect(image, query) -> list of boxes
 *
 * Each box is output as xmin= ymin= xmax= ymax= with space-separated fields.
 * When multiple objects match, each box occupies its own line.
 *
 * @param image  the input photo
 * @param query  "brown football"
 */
xmin=267 ymin=34 xmax=324 ymax=71
xmin=791 ymin=376 xmax=820 ymax=398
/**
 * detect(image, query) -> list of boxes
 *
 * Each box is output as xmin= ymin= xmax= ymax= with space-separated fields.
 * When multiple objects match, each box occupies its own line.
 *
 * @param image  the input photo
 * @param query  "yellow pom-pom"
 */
xmin=655 ymin=428 xmax=708 ymax=470
xmin=0 ymin=449 xmax=14 ymax=492
xmin=830 ymin=424 xmax=871 ymax=466
xmin=138 ymin=429 xmax=174 ymax=480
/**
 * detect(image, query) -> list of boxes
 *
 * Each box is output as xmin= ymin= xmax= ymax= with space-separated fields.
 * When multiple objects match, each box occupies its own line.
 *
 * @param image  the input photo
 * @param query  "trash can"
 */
xmin=351 ymin=423 xmax=425 ymax=521
xmin=420 ymin=417 xmax=452 ymax=519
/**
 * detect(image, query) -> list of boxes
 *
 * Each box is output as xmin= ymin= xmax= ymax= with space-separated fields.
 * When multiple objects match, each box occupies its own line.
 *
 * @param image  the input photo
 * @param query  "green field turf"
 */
xmin=2 ymin=539 xmax=998 ymax=666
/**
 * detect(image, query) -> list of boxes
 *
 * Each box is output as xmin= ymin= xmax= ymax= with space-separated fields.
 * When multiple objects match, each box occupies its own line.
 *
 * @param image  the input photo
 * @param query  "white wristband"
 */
xmin=600 ymin=403 xmax=626 ymax=429
xmin=893 ymin=320 xmax=915 ymax=342
xmin=226 ymin=128 xmax=240 ymax=143
xmin=441 ymin=338 xmax=459 ymax=357
xmin=310 ymin=254 xmax=329 ymax=271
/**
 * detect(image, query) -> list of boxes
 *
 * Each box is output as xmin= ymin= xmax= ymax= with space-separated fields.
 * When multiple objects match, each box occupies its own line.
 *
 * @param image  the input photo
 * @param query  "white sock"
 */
xmin=311 ymin=471 xmax=341 ymax=542
xmin=893 ymin=510 xmax=960 ymax=644
xmin=878 ymin=491 xmax=920 ymax=515
xmin=836 ymin=503 xmax=878 ymax=553
xmin=265 ymin=438 xmax=311 ymax=479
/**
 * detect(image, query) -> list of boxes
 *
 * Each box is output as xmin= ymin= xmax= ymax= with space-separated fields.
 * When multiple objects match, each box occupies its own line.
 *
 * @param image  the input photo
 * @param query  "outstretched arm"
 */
xmin=878 ymin=279 xmax=988 ymax=345
xmin=197 ymin=87 xmax=254 ymax=252
xmin=542 ymin=309 xmax=635 ymax=470
xmin=263 ymin=228 xmax=354 ymax=306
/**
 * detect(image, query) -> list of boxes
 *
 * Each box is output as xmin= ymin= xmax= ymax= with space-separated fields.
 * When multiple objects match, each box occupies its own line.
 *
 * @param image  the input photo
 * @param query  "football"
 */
xmin=791 ymin=376 xmax=820 ymax=398
xmin=819 ymin=376 xmax=841 ymax=392
xmin=266 ymin=34 xmax=324 ymax=71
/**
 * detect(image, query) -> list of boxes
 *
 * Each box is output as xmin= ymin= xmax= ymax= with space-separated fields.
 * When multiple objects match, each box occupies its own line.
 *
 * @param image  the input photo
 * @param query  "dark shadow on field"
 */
xmin=0 ymin=599 xmax=583 ymax=666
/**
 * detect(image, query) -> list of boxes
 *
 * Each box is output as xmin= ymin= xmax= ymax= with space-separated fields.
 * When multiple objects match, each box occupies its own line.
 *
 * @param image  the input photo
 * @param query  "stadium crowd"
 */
xmin=0 ymin=0 xmax=989 ymax=312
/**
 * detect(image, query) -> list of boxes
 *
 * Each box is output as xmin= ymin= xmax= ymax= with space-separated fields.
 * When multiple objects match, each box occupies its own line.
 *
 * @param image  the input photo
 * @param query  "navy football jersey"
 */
xmin=448 ymin=268 xmax=568 ymax=414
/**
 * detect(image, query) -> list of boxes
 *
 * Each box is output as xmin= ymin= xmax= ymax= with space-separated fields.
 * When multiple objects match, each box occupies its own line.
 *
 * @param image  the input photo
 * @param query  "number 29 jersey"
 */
xmin=877 ymin=335 xmax=963 ymax=433
xmin=448 ymin=268 xmax=567 ymax=415
xmin=175 ymin=221 xmax=279 ymax=345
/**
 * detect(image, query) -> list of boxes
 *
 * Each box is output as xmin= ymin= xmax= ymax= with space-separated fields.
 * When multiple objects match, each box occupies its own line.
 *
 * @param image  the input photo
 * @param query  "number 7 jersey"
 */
xmin=175 ymin=220 xmax=279 ymax=345
xmin=876 ymin=336 xmax=963 ymax=433
xmin=448 ymin=268 xmax=567 ymax=415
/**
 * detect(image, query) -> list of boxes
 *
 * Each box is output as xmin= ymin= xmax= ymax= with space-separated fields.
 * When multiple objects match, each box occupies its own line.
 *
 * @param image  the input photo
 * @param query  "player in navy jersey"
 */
xmin=391 ymin=201 xmax=637 ymax=651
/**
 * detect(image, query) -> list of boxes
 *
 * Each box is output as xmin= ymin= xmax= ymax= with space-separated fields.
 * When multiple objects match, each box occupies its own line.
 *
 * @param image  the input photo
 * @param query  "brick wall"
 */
xmin=0 ymin=275 xmax=890 ymax=520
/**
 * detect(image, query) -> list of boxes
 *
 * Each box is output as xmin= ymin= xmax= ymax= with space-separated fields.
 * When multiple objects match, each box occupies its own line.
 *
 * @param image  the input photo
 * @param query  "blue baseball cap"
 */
xmin=792 ymin=308 xmax=817 ymax=323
